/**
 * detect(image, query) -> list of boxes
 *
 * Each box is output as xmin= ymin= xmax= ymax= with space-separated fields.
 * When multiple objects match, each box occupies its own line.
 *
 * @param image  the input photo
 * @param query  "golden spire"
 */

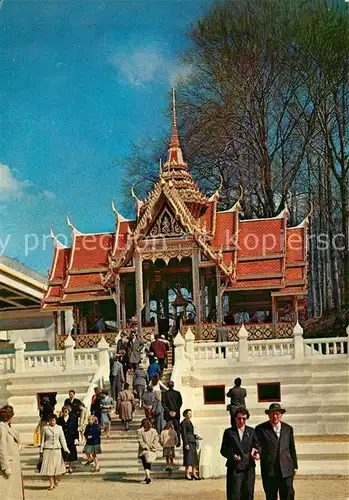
xmin=169 ymin=87 xmax=180 ymax=149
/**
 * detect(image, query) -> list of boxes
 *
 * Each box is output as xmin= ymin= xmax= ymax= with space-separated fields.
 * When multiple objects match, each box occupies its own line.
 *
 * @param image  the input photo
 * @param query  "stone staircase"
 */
xmin=20 ymin=408 xmax=185 ymax=481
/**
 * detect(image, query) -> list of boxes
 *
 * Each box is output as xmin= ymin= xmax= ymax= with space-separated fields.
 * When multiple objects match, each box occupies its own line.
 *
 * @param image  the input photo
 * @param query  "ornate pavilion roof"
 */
xmin=42 ymin=92 xmax=308 ymax=309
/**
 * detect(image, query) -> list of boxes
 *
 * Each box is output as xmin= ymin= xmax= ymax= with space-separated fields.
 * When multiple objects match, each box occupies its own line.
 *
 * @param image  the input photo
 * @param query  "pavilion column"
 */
xmin=293 ymin=295 xmax=298 ymax=323
xmin=145 ymin=274 xmax=150 ymax=324
xmin=164 ymin=287 xmax=169 ymax=323
xmin=59 ymin=311 xmax=66 ymax=335
xmin=216 ymin=267 xmax=223 ymax=323
xmin=114 ymin=274 xmax=121 ymax=332
xmin=192 ymin=249 xmax=201 ymax=339
xmin=134 ymin=251 xmax=144 ymax=337
xmin=121 ymin=280 xmax=126 ymax=327
xmin=200 ymin=270 xmax=206 ymax=322
xmin=272 ymin=295 xmax=277 ymax=338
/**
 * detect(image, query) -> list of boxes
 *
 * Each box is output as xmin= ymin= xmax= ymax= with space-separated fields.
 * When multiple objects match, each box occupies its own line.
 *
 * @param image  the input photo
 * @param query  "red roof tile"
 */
xmin=44 ymin=285 xmax=62 ymax=300
xmin=69 ymin=233 xmax=113 ymax=271
xmin=236 ymin=259 xmax=282 ymax=276
xmin=61 ymin=290 xmax=110 ymax=303
xmin=238 ymin=219 xmax=284 ymax=257
xmin=212 ymin=212 xmax=236 ymax=247
xmin=285 ymin=267 xmax=303 ymax=281
xmin=50 ymin=247 xmax=70 ymax=283
xmin=65 ymin=274 xmax=103 ymax=290
xmin=231 ymin=278 xmax=283 ymax=288
xmin=286 ymin=228 xmax=305 ymax=262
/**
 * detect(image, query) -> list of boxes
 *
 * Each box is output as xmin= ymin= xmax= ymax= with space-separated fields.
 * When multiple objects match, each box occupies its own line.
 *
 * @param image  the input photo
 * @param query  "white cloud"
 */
xmin=43 ymin=190 xmax=56 ymax=200
xmin=109 ymin=45 xmax=165 ymax=87
xmin=0 ymin=164 xmax=31 ymax=201
xmin=109 ymin=44 xmax=192 ymax=87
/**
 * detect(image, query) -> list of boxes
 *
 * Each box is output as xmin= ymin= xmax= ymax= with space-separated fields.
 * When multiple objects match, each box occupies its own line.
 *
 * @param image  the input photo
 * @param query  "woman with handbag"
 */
xmin=40 ymin=414 xmax=70 ymax=490
xmin=100 ymin=390 xmax=114 ymax=438
xmin=137 ymin=419 xmax=159 ymax=484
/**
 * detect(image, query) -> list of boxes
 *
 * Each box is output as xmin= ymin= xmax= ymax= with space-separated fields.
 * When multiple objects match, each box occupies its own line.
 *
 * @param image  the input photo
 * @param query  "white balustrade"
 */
xmin=194 ymin=341 xmax=238 ymax=360
xmin=303 ymin=337 xmax=348 ymax=357
xmin=0 ymin=354 xmax=15 ymax=373
xmin=248 ymin=339 xmax=293 ymax=358
xmin=74 ymin=349 xmax=99 ymax=367
xmin=24 ymin=350 xmax=65 ymax=370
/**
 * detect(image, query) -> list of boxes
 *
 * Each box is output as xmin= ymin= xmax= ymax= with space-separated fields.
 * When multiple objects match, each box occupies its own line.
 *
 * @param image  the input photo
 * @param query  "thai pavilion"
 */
xmin=42 ymin=92 xmax=308 ymax=348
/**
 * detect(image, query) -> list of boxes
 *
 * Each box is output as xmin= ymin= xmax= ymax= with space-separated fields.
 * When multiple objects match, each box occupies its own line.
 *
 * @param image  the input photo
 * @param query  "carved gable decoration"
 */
xmin=147 ymin=205 xmax=186 ymax=238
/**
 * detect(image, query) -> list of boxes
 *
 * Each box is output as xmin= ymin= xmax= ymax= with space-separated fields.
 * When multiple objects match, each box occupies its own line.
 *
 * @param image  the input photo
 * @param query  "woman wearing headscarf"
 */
xmin=0 ymin=405 xmax=24 ymax=500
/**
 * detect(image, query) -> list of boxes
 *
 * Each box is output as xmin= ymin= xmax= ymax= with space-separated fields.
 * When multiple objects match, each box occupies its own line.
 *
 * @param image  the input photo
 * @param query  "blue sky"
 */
xmin=0 ymin=0 xmax=212 ymax=275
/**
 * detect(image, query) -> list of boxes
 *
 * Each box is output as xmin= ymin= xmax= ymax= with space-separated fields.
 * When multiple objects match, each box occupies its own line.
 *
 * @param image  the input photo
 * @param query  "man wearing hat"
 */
xmin=256 ymin=403 xmax=298 ymax=500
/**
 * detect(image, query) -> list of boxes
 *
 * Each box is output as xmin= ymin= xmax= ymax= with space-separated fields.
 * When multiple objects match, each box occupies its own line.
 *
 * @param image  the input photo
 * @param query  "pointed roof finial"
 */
xmin=170 ymin=87 xmax=180 ymax=149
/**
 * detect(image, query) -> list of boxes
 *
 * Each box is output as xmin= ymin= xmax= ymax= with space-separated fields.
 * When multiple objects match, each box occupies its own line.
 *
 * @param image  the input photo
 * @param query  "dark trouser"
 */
xmin=111 ymin=377 xmax=121 ymax=401
xmin=131 ymin=362 xmax=139 ymax=372
xmin=229 ymin=406 xmax=238 ymax=427
xmin=158 ymin=358 xmax=165 ymax=374
xmin=140 ymin=455 xmax=152 ymax=470
xmin=226 ymin=467 xmax=255 ymax=500
xmin=262 ymin=474 xmax=295 ymax=500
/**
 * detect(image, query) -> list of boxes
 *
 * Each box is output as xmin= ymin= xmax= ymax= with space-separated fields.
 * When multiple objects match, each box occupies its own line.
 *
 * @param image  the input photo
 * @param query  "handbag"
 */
xmin=143 ymin=450 xmax=157 ymax=464
xmin=108 ymin=410 xmax=117 ymax=419
xmin=36 ymin=456 xmax=42 ymax=472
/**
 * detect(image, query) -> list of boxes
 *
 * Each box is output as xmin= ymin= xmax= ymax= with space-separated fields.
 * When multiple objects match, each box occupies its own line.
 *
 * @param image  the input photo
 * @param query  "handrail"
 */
xmin=82 ymin=365 xmax=106 ymax=408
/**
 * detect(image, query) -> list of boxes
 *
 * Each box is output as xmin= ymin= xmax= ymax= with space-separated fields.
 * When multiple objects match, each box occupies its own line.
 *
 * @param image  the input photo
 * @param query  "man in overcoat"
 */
xmin=162 ymin=381 xmax=183 ymax=445
xmin=220 ymin=407 xmax=260 ymax=500
xmin=255 ymin=403 xmax=298 ymax=500
xmin=227 ymin=378 xmax=247 ymax=426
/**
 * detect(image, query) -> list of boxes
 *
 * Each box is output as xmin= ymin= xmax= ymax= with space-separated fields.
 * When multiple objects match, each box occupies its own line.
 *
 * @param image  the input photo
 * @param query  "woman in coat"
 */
xmin=0 ymin=405 xmax=24 ymax=500
xmin=57 ymin=406 xmax=79 ymax=473
xmin=117 ymin=382 xmax=135 ymax=431
xmin=180 ymin=409 xmax=200 ymax=480
xmin=127 ymin=332 xmax=143 ymax=371
xmin=137 ymin=419 xmax=159 ymax=484
xmin=40 ymin=414 xmax=70 ymax=490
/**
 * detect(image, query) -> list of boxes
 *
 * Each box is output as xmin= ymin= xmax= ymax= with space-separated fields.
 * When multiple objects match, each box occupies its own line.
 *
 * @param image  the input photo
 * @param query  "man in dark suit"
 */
xmin=227 ymin=378 xmax=247 ymax=426
xmin=220 ymin=406 xmax=260 ymax=500
xmin=162 ymin=381 xmax=183 ymax=446
xmin=255 ymin=403 xmax=298 ymax=500
xmin=63 ymin=390 xmax=82 ymax=419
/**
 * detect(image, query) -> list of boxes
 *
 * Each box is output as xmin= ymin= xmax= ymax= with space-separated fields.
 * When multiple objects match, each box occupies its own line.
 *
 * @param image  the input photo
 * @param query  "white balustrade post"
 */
xmin=14 ymin=337 xmax=26 ymax=373
xmin=238 ymin=324 xmax=249 ymax=362
xmin=173 ymin=331 xmax=185 ymax=364
xmin=64 ymin=334 xmax=76 ymax=371
xmin=185 ymin=327 xmax=195 ymax=365
xmin=293 ymin=321 xmax=304 ymax=360
xmin=97 ymin=337 xmax=110 ymax=382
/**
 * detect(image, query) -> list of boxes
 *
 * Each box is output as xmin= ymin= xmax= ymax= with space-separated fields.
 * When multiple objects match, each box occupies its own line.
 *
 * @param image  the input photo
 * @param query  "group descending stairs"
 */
xmin=20 ymin=368 xmax=186 ymax=481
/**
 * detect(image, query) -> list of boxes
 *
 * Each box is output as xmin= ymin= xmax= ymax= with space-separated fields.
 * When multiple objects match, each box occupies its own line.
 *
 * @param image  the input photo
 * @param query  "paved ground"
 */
xmin=24 ymin=476 xmax=349 ymax=500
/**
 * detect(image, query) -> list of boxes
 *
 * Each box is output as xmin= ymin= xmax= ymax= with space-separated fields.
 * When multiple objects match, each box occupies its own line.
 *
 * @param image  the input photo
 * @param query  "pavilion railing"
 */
xmin=197 ymin=322 xmax=291 ymax=342
xmin=56 ymin=325 xmax=156 ymax=349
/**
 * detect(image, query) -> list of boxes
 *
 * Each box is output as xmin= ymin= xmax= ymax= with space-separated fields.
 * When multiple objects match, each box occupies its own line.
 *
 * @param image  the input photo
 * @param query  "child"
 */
xmin=159 ymin=421 xmax=178 ymax=470
xmin=83 ymin=416 xmax=101 ymax=472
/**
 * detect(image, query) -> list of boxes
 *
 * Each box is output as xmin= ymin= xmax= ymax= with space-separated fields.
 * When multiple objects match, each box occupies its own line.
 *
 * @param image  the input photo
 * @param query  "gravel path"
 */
xmin=24 ymin=476 xmax=349 ymax=500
